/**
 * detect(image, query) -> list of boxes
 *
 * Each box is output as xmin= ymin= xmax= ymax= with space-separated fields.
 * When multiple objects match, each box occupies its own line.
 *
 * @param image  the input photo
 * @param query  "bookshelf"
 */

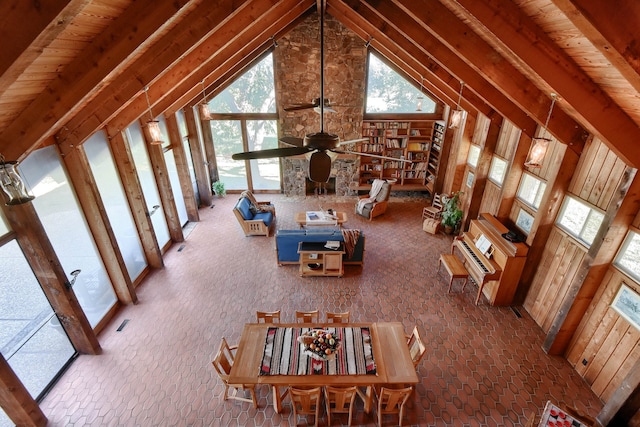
xmin=358 ymin=120 xmax=445 ymax=192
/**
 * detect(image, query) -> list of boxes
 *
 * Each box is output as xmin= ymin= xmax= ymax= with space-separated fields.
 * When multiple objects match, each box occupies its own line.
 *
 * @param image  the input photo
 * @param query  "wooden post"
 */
xmin=1 ymin=202 xmax=101 ymax=355
xmin=140 ymin=119 xmax=184 ymax=243
xmin=597 ymin=356 xmax=640 ymax=426
xmin=198 ymin=111 xmax=219 ymax=182
xmin=109 ymin=130 xmax=163 ymax=269
xmin=0 ymin=353 xmax=47 ymax=427
xmin=184 ymin=107 xmax=213 ymax=206
xmin=58 ymin=144 xmax=138 ymax=305
xmin=165 ymin=113 xmax=199 ymax=222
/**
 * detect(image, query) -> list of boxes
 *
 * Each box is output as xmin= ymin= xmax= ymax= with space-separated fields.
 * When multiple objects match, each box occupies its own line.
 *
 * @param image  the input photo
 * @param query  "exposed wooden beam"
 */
xmin=349 ymin=0 xmax=539 ymax=138
xmin=444 ymin=0 xmax=640 ymax=168
xmin=1 ymin=0 xmax=199 ymax=162
xmin=55 ymin=0 xmax=260 ymax=156
xmin=386 ymin=0 xmax=587 ymax=154
xmin=110 ymin=0 xmax=312 ymax=131
xmin=0 ymin=354 xmax=47 ymax=427
xmin=0 ymin=0 xmax=90 ymax=95
xmin=551 ymin=0 xmax=640 ymax=93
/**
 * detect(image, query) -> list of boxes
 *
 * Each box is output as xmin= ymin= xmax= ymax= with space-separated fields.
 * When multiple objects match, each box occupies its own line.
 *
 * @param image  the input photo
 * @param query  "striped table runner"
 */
xmin=259 ymin=327 xmax=377 ymax=376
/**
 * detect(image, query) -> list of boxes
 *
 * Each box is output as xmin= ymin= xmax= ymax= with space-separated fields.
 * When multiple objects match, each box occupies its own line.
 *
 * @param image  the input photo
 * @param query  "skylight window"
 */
xmin=365 ymin=52 xmax=436 ymax=114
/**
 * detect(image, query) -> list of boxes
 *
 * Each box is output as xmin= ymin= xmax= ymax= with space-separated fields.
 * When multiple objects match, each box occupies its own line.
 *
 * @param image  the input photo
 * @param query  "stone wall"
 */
xmin=273 ymin=13 xmax=366 ymax=196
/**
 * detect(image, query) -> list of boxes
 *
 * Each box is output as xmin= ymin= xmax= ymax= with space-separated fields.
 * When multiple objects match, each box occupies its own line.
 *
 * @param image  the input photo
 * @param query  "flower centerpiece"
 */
xmin=297 ymin=329 xmax=341 ymax=361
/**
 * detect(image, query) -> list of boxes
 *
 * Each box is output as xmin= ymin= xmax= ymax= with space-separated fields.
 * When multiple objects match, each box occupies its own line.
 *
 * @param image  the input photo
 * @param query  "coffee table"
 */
xmin=294 ymin=211 xmax=347 ymax=228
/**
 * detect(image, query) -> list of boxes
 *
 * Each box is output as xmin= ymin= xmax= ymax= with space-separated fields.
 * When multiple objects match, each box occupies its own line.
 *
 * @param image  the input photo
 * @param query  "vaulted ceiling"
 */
xmin=2 ymin=0 xmax=639 ymax=169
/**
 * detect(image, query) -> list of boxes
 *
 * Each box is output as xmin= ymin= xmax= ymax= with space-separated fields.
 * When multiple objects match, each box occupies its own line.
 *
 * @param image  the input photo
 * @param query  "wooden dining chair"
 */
xmin=289 ymin=386 xmax=322 ymax=427
xmin=375 ymin=386 xmax=413 ymax=427
xmin=326 ymin=311 xmax=350 ymax=323
xmin=295 ymin=309 xmax=319 ymax=323
xmin=406 ymin=326 xmax=427 ymax=367
xmin=211 ymin=337 xmax=258 ymax=408
xmin=324 ymin=385 xmax=358 ymax=426
xmin=256 ymin=310 xmax=281 ymax=323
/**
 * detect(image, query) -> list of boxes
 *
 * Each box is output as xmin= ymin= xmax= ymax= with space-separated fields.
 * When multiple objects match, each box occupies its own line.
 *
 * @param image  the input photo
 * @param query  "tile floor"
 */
xmin=39 ymin=194 xmax=603 ymax=426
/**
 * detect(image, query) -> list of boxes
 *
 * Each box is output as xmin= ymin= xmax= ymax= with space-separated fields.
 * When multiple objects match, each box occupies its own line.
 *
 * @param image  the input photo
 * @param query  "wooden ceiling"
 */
xmin=2 ymin=0 xmax=639 ymax=168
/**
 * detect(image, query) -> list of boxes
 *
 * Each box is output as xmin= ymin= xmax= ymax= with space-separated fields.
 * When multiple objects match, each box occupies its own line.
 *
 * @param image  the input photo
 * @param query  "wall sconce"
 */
xmin=416 ymin=76 xmax=424 ymax=112
xmin=198 ymin=80 xmax=212 ymax=120
xmin=525 ymin=93 xmax=557 ymax=168
xmin=0 ymin=154 xmax=35 ymax=205
xmin=144 ymin=86 xmax=163 ymax=145
xmin=449 ymin=81 xmax=465 ymax=129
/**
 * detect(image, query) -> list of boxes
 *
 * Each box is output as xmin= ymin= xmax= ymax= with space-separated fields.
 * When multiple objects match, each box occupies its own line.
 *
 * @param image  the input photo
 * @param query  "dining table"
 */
xmin=228 ymin=322 xmax=418 ymax=413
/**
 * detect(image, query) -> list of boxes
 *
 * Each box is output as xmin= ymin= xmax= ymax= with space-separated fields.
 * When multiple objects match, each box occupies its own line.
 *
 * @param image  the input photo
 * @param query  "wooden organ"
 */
xmin=451 ymin=213 xmax=529 ymax=306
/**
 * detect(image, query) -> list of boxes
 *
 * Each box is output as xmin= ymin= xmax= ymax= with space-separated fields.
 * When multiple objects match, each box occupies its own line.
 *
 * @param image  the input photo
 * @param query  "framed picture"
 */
xmin=515 ymin=208 xmax=534 ymax=234
xmin=612 ymin=283 xmax=640 ymax=331
xmin=466 ymin=171 xmax=474 ymax=188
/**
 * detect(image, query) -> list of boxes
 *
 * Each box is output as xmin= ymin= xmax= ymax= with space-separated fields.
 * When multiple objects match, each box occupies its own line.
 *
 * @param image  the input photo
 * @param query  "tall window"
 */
xmin=615 ymin=231 xmax=640 ymax=282
xmin=517 ymin=173 xmax=546 ymax=210
xmin=209 ymin=53 xmax=279 ymax=191
xmin=365 ymin=52 xmax=436 ymax=114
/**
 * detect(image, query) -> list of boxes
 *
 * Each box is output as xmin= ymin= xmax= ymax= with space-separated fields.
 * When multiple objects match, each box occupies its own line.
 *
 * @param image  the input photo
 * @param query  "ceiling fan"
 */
xmin=231 ymin=3 xmax=409 ymax=183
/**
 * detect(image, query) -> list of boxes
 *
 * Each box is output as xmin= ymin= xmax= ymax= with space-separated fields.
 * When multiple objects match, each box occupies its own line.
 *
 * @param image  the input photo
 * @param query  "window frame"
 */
xmin=516 ymin=172 xmax=546 ymax=210
xmin=555 ymin=195 xmax=605 ymax=247
xmin=614 ymin=229 xmax=640 ymax=283
xmin=488 ymin=155 xmax=508 ymax=187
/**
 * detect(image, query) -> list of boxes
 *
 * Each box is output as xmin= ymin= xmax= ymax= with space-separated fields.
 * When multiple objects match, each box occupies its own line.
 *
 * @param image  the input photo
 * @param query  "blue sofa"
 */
xmin=275 ymin=229 xmax=365 ymax=265
xmin=233 ymin=196 xmax=275 ymax=236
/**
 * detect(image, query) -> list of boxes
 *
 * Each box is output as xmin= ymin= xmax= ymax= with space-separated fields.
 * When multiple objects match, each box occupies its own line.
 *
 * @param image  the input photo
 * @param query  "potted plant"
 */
xmin=441 ymin=191 xmax=463 ymax=234
xmin=212 ymin=180 xmax=226 ymax=197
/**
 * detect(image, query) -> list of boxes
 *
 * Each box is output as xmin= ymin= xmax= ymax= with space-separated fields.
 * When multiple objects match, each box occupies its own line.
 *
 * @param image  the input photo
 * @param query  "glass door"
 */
xmin=0 ymin=239 xmax=76 ymax=403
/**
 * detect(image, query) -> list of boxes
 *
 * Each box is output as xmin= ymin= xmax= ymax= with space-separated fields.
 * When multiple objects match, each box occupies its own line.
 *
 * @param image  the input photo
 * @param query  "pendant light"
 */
xmin=525 ymin=93 xmax=557 ymax=168
xmin=144 ymin=86 xmax=163 ymax=145
xmin=198 ymin=80 xmax=212 ymax=120
xmin=0 ymin=154 xmax=34 ymax=205
xmin=449 ymin=81 xmax=465 ymax=129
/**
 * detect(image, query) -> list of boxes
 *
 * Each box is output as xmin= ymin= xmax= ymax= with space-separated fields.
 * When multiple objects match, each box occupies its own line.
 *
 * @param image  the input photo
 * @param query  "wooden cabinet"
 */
xmin=358 ymin=120 xmax=445 ymax=192
xmin=298 ymin=242 xmax=344 ymax=277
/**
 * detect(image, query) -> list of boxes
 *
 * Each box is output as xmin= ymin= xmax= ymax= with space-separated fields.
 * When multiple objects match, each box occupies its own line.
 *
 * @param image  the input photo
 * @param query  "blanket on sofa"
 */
xmin=341 ymin=229 xmax=360 ymax=259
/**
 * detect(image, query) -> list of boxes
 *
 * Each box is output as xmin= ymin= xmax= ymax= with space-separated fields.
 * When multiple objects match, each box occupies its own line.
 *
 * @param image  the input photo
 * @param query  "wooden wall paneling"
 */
xmin=568 ymin=136 xmax=596 ymax=196
xmin=108 ymin=130 xmax=163 ymax=269
xmin=541 ymin=242 xmax=585 ymax=332
xmin=525 ymin=228 xmax=565 ymax=321
xmin=184 ymin=107 xmax=212 ymax=207
xmin=1 ymin=202 xmax=101 ymax=355
xmin=442 ymin=113 xmax=475 ymax=196
xmin=566 ymin=268 xmax=617 ymax=369
xmin=543 ymin=166 xmax=637 ymax=355
xmin=478 ymin=182 xmax=501 ymax=216
xmin=463 ymin=117 xmax=501 ymax=231
xmin=593 ymin=324 xmax=640 ymax=400
xmin=599 ymin=355 xmax=640 ymax=426
xmin=584 ymin=316 xmax=630 ymax=386
xmin=0 ymin=353 xmax=47 ymax=427
xmin=59 ymin=144 xmax=137 ymax=306
xmin=578 ymin=141 xmax=611 ymax=204
xmin=165 ymin=113 xmax=199 ymax=222
xmin=597 ymin=157 xmax=627 ymax=209
xmin=141 ymin=119 xmax=184 ymax=244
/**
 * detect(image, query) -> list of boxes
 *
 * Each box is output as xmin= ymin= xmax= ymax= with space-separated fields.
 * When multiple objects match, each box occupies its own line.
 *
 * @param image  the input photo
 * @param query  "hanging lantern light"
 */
xmin=525 ymin=93 xmax=557 ymax=168
xmin=0 ymin=155 xmax=34 ymax=205
xmin=144 ymin=86 xmax=163 ymax=145
xmin=449 ymin=81 xmax=465 ymax=129
xmin=198 ymin=80 xmax=212 ymax=120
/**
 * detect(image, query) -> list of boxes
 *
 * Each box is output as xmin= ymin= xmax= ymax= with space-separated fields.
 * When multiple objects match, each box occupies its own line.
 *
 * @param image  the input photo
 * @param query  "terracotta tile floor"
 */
xmin=40 ymin=194 xmax=603 ymax=426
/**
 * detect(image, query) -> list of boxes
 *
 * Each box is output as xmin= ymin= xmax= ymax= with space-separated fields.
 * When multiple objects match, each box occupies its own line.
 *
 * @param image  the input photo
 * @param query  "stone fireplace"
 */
xmin=282 ymin=157 xmax=359 ymax=197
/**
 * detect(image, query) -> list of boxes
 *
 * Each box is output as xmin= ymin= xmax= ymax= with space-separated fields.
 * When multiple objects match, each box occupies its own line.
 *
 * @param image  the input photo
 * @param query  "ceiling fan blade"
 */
xmin=280 ymin=136 xmax=304 ymax=147
xmin=284 ymin=103 xmax=316 ymax=111
xmin=308 ymin=151 xmax=332 ymax=182
xmin=337 ymin=138 xmax=368 ymax=146
xmin=232 ymin=146 xmax=310 ymax=160
xmin=332 ymin=149 xmax=412 ymax=163
xmin=313 ymin=106 xmax=336 ymax=113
